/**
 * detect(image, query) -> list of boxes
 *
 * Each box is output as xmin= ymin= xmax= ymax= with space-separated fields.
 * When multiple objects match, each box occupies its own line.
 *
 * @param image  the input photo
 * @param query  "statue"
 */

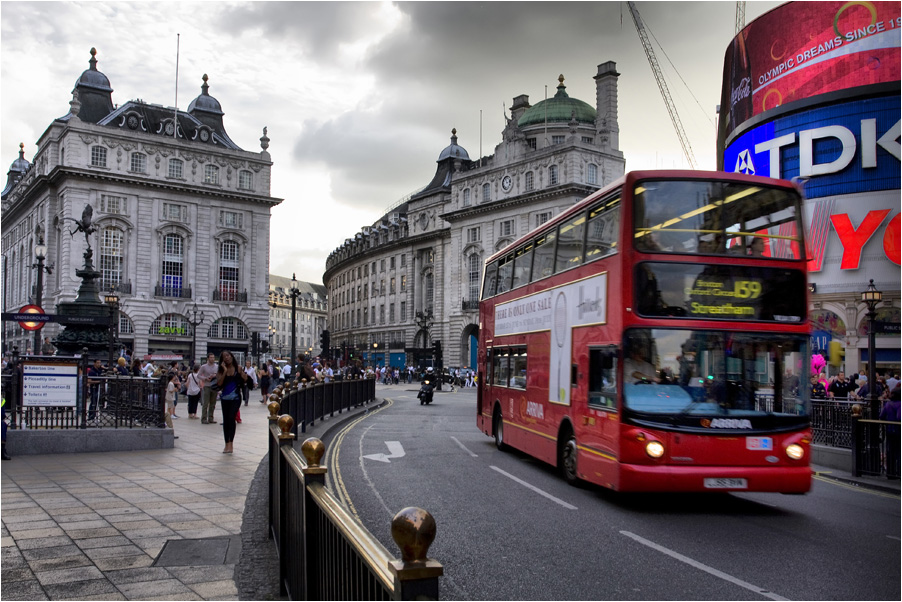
xmin=64 ymin=204 xmax=97 ymax=249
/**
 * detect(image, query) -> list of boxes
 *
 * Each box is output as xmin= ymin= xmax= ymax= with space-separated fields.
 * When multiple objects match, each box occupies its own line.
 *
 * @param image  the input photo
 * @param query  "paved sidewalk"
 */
xmin=1 ymin=396 xmax=276 ymax=601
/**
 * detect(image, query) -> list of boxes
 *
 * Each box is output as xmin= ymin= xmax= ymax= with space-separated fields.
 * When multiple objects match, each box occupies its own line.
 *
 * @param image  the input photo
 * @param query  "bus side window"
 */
xmin=588 ymin=348 xmax=617 ymax=409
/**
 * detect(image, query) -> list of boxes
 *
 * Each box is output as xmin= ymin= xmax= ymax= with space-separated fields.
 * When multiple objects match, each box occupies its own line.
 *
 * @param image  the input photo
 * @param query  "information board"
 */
xmin=22 ymin=362 xmax=79 ymax=407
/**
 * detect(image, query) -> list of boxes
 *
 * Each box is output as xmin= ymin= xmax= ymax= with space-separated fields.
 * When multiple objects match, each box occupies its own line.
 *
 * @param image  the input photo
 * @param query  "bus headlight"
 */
xmin=786 ymin=444 xmax=804 ymax=460
xmin=645 ymin=441 xmax=665 ymax=459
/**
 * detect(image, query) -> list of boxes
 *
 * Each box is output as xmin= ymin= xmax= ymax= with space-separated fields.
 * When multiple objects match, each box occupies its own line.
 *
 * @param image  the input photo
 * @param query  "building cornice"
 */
xmin=440 ymin=183 xmax=597 ymax=223
xmin=324 ymin=229 xmax=450 ymax=281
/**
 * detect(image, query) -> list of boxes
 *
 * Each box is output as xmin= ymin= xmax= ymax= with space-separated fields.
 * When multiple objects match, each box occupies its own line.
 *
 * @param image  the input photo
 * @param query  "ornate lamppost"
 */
xmin=289 ymin=274 xmax=301 ymax=378
xmin=414 ymin=309 xmax=434 ymax=367
xmin=31 ymin=238 xmax=54 ymax=354
xmin=187 ymin=302 xmax=206 ymax=368
xmin=103 ymin=287 xmax=120 ymax=370
xmin=861 ymin=279 xmax=883 ymax=417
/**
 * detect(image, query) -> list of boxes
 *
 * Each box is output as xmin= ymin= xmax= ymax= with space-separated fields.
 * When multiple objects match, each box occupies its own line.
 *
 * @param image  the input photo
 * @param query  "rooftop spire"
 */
xmin=89 ymin=47 xmax=98 ymax=71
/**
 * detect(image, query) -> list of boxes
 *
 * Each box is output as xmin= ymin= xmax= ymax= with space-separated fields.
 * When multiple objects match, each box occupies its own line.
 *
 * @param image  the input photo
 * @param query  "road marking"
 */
xmin=451 ymin=436 xmax=478 ymax=457
xmin=812 ymin=474 xmax=901 ymax=500
xmin=363 ymin=441 xmax=405 ymax=463
xmin=888 ymin=535 xmax=900 ymax=541
xmin=490 ymin=466 xmax=577 ymax=510
xmin=620 ymin=531 xmax=789 ymax=601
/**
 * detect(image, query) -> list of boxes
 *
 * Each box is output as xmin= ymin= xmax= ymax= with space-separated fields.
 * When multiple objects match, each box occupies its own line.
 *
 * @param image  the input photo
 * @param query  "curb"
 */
xmin=813 ymin=471 xmax=901 ymax=496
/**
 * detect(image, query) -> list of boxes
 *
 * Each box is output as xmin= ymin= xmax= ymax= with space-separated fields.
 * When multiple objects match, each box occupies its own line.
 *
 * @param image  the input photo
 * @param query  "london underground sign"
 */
xmin=14 ymin=305 xmax=46 ymax=331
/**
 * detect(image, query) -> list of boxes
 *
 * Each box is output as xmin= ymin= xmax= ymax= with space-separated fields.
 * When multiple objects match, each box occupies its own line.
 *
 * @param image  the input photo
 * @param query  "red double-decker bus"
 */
xmin=477 ymin=170 xmax=812 ymax=493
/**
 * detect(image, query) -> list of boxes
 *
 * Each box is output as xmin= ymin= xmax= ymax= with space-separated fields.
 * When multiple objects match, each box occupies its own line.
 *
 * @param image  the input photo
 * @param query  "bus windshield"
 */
xmin=633 ymin=179 xmax=803 ymax=259
xmin=623 ymin=329 xmax=808 ymax=419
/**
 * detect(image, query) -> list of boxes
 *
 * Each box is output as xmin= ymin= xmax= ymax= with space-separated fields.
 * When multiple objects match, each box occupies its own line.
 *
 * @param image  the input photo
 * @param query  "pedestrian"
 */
xmin=809 ymin=374 xmax=827 ymax=400
xmin=198 ymin=352 xmax=219 ymax=424
xmin=165 ymin=372 xmax=180 ymax=420
xmin=131 ymin=358 xmax=143 ymax=376
xmin=115 ymin=357 xmax=129 ymax=376
xmin=242 ymin=359 xmax=257 ymax=406
xmin=87 ymin=358 xmax=104 ymax=422
xmin=258 ymin=362 xmax=271 ymax=402
xmin=216 ymin=350 xmax=247 ymax=454
xmin=185 ymin=364 xmax=202 ymax=418
xmin=879 ymin=388 xmax=901 ymax=479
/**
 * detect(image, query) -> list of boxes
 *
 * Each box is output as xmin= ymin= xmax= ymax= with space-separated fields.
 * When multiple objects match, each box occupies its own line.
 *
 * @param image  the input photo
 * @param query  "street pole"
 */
xmin=103 ymin=287 xmax=119 ymax=369
xmin=861 ymin=279 xmax=883 ymax=418
xmin=187 ymin=303 xmax=205 ymax=368
xmin=32 ymin=241 xmax=52 ymax=355
xmin=290 ymin=274 xmax=300 ymax=378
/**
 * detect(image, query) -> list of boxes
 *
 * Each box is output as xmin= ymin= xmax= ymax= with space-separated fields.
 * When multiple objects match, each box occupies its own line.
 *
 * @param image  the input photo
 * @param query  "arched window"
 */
xmin=168 ymin=158 xmax=183 ymax=179
xmin=119 ymin=313 xmax=135 ymax=335
xmin=161 ymin=234 xmax=184 ymax=296
xmin=549 ymin=165 xmax=559 ymax=186
xmin=588 ymin=163 xmax=598 ymax=185
xmin=525 ymin=171 xmax=534 ymax=191
xmin=150 ymin=313 xmax=191 ymax=336
xmin=208 ymin=317 xmax=248 ymax=340
xmin=468 ymin=254 xmax=481 ymax=302
xmin=100 ymin=227 xmax=123 ymax=290
xmin=218 ymin=240 xmax=240 ymax=301
xmin=482 ymin=183 xmax=491 ymax=203
xmin=204 ymin=164 xmax=220 ymax=184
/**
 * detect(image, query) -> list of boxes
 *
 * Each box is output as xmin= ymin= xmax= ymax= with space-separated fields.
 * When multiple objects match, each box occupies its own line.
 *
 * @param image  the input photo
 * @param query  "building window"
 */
xmin=119 ymin=314 xmax=134 ymax=334
xmin=527 ymin=138 xmax=537 ymax=150
xmin=162 ymin=203 xmax=188 ymax=222
xmin=219 ymin=240 xmax=240 ymax=301
xmin=549 ymin=165 xmax=559 ymax=186
xmin=91 ymin=146 xmax=107 ymax=167
xmin=168 ymin=158 xmax=183 ymax=179
xmin=390 ymin=256 xmax=396 ymax=269
xmin=390 ymin=303 xmax=396 ymax=323
xmin=552 ymin=135 xmax=566 ymax=145
xmin=380 ymin=305 xmax=385 ymax=325
xmin=162 ymin=234 xmax=184 ymax=295
xmin=130 ymin=153 xmax=146 ymax=173
xmin=151 ymin=313 xmax=191 ymax=336
xmin=467 ymin=227 xmax=481 ymax=243
xmin=401 ymin=274 xmax=407 ymax=292
xmin=400 ymin=254 xmax=406 ymax=267
xmin=204 ymin=164 xmax=220 ymax=184
xmin=582 ymin=136 xmax=594 ymax=144
xmin=536 ymin=211 xmax=552 ymax=227
xmin=238 ymin=170 xmax=253 ymax=190
xmin=588 ymin=163 xmax=598 ymax=185
xmin=100 ymin=194 xmax=125 ymax=214
xmin=219 ymin=210 xmax=243 ymax=229
xmin=390 ymin=277 xmax=396 ymax=294
xmin=400 ymin=301 xmax=406 ymax=321
xmin=209 ymin=317 xmax=247 ymax=340
xmin=424 ymin=272 xmax=434 ymax=314
xmin=463 ymin=188 xmax=471 ymax=207
xmin=482 ymin=183 xmax=491 ymax=202
xmin=380 ymin=259 xmax=385 ymax=272
xmin=468 ymin=254 xmax=481 ymax=302
xmin=525 ymin=171 xmax=534 ymax=191
xmin=499 ymin=220 xmax=514 ymax=237
xmin=100 ymin=228 xmax=123 ymax=289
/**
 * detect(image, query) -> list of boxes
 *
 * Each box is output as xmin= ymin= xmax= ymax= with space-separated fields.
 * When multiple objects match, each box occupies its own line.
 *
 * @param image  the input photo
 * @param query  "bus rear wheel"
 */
xmin=493 ymin=408 xmax=507 ymax=451
xmin=560 ymin=434 xmax=579 ymax=486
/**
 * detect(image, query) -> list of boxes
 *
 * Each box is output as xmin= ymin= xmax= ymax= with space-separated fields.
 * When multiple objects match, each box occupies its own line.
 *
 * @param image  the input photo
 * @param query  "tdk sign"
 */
xmin=724 ymin=96 xmax=900 ymax=200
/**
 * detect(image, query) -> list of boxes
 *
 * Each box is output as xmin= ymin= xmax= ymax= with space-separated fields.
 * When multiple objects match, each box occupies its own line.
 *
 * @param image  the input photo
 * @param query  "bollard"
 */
xmin=389 ymin=507 xmax=443 ymax=601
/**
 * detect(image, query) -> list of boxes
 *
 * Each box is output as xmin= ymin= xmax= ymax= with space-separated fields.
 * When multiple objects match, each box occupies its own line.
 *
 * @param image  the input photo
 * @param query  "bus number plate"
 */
xmin=746 ymin=437 xmax=773 ymax=450
xmin=704 ymin=478 xmax=748 ymax=489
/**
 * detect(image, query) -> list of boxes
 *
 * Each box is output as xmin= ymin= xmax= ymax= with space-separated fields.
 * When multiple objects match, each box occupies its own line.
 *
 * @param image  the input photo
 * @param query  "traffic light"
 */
xmin=251 ymin=332 xmax=259 ymax=355
xmin=260 ymin=340 xmax=270 ymax=353
xmin=433 ymin=340 xmax=443 ymax=362
xmin=829 ymin=340 xmax=845 ymax=367
xmin=320 ymin=330 xmax=330 ymax=354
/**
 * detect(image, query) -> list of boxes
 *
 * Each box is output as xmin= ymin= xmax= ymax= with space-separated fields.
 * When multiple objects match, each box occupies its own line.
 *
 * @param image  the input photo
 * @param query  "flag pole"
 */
xmin=174 ymin=33 xmax=180 ymax=140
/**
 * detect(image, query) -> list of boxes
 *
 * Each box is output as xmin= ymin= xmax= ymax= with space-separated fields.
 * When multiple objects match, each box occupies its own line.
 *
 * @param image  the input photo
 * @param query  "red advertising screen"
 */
xmin=719 ymin=1 xmax=900 ymax=139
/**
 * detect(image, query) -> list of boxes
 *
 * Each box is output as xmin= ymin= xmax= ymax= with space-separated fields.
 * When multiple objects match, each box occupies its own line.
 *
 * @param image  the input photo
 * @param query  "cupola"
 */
xmin=72 ymin=48 xmax=115 ymax=123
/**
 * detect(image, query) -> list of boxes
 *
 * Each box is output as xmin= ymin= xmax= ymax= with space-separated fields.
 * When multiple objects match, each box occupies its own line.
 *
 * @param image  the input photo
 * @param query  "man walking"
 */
xmin=198 ymin=353 xmax=219 ymax=424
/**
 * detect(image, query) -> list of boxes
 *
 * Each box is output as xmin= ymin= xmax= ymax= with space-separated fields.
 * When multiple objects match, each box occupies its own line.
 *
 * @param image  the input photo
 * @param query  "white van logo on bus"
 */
xmin=703 ymin=418 xmax=753 ymax=429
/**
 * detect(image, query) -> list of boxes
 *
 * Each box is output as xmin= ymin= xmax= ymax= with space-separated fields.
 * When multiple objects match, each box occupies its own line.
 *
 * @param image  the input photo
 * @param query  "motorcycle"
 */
xmin=418 ymin=377 xmax=436 ymax=405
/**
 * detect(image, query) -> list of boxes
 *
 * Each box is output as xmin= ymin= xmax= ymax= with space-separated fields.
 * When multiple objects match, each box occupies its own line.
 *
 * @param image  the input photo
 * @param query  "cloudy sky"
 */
xmin=1 ymin=0 xmax=781 ymax=283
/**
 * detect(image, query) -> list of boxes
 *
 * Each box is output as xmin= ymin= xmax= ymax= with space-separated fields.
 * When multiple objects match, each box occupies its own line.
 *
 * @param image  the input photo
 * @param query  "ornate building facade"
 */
xmin=267 ymin=274 xmax=328 ymax=359
xmin=324 ymin=62 xmax=626 ymax=370
xmin=2 ymin=48 xmax=280 ymax=362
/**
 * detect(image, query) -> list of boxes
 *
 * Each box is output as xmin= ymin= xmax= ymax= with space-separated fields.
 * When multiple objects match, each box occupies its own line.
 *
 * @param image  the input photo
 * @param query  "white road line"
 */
xmin=620 ymin=531 xmax=789 ymax=601
xmin=888 ymin=535 xmax=900 ymax=541
xmin=451 ymin=436 xmax=478 ymax=457
xmin=490 ymin=466 xmax=577 ymax=510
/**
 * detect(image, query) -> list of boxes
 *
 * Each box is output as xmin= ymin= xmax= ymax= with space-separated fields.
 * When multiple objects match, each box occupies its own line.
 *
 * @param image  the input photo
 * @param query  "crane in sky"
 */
xmin=627 ymin=1 xmax=697 ymax=169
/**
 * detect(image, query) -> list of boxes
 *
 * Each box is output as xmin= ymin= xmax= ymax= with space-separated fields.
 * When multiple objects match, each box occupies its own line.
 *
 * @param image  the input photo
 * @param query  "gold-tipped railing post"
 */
xmin=389 ymin=507 xmax=444 ymax=600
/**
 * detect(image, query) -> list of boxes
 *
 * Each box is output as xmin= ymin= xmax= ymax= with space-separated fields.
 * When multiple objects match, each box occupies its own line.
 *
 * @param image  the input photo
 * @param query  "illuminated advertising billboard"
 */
xmin=719 ymin=1 xmax=900 ymax=140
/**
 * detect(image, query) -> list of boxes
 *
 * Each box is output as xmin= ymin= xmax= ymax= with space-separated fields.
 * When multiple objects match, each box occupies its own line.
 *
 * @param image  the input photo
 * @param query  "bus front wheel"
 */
xmin=493 ymin=408 xmax=508 ymax=451
xmin=560 ymin=433 xmax=579 ymax=486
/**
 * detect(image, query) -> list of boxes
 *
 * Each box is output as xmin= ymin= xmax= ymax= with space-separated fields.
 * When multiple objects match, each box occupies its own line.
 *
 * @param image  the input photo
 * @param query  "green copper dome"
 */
xmin=517 ymin=75 xmax=596 ymax=128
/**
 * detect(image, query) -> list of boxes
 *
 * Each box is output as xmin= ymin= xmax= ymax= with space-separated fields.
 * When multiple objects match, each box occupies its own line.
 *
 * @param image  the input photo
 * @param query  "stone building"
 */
xmin=1 ymin=48 xmax=280 ymax=363
xmin=267 ymin=274 xmax=328 ymax=360
xmin=324 ymin=62 xmax=625 ymax=370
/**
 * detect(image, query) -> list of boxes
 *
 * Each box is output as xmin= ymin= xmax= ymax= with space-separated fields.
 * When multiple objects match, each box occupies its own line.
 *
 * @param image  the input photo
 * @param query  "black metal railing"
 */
xmin=461 ymin=299 xmax=479 ymax=311
xmin=155 ymin=284 xmax=193 ymax=299
xmin=852 ymin=415 xmax=901 ymax=478
xmin=213 ymin=288 xmax=248 ymax=303
xmin=2 ymin=353 xmax=166 ymax=430
xmin=101 ymin=280 xmax=133 ymax=295
xmin=268 ymin=413 xmax=443 ymax=600
xmin=275 ymin=377 xmax=377 ymax=435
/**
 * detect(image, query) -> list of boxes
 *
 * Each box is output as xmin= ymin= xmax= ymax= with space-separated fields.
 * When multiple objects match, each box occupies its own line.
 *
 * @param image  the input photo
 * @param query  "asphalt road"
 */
xmin=322 ymin=385 xmax=901 ymax=601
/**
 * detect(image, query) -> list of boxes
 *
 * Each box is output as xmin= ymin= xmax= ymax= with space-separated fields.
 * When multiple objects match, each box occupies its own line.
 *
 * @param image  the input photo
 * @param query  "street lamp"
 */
xmin=103 ymin=286 xmax=120 ymax=370
xmin=861 ymin=279 xmax=883 ymax=417
xmin=32 ymin=239 xmax=54 ymax=355
xmin=187 ymin=302 xmax=206 ymax=368
xmin=289 ymin=274 xmax=301 ymax=378
xmin=414 ymin=309 xmax=434 ymax=367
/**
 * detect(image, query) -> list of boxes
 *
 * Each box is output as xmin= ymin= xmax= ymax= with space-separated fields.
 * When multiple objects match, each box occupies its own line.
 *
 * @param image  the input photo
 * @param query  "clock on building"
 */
xmin=501 ymin=175 xmax=513 ymax=192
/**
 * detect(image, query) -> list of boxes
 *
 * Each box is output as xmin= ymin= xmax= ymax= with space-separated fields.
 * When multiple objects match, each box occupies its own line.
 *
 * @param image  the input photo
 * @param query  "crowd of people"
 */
xmin=807 ymin=368 xmax=900 ymax=403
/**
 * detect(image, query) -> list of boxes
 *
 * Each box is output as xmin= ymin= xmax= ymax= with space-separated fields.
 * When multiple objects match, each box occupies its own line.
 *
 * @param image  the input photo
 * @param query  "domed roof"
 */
xmin=187 ymin=74 xmax=224 ymax=115
xmin=75 ymin=48 xmax=112 ymax=92
xmin=9 ymin=143 xmax=30 ymax=173
xmin=517 ymin=75 xmax=596 ymax=128
xmin=437 ymin=128 xmax=470 ymax=162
